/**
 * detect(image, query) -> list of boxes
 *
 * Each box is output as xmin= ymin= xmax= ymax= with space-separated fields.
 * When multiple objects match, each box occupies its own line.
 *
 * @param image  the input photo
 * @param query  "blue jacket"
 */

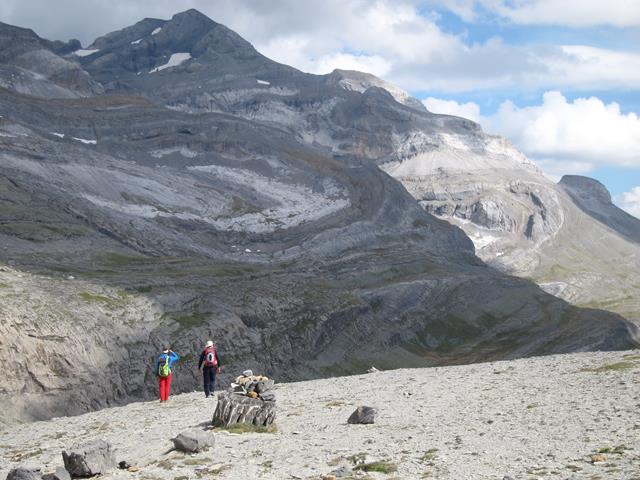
xmin=156 ymin=351 xmax=180 ymax=374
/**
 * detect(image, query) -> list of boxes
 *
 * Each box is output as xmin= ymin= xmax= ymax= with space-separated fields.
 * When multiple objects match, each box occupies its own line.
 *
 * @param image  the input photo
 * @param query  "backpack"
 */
xmin=158 ymin=354 xmax=171 ymax=377
xmin=203 ymin=346 xmax=217 ymax=367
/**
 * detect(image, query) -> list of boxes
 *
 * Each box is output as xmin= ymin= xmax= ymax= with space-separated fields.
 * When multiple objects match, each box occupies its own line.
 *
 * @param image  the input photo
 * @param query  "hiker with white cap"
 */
xmin=198 ymin=340 xmax=222 ymax=398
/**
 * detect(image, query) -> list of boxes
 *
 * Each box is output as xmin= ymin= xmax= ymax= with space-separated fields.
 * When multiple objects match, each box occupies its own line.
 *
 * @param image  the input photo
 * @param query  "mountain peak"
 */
xmin=560 ymin=175 xmax=611 ymax=203
xmin=560 ymin=174 xmax=640 ymax=244
xmin=171 ymin=8 xmax=214 ymax=23
xmin=326 ymin=68 xmax=427 ymax=112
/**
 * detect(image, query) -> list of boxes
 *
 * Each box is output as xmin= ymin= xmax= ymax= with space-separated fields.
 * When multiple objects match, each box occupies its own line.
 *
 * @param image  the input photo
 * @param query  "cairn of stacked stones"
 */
xmin=212 ymin=370 xmax=276 ymax=428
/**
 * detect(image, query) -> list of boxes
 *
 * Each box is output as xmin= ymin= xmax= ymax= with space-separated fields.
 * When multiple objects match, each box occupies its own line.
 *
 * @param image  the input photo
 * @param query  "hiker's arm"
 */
xmin=198 ymin=351 xmax=205 ymax=369
xmin=215 ymin=351 xmax=222 ymax=368
xmin=171 ymin=351 xmax=180 ymax=362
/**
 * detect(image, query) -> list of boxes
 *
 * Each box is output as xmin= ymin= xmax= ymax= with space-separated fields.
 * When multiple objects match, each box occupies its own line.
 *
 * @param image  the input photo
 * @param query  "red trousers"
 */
xmin=158 ymin=374 xmax=173 ymax=401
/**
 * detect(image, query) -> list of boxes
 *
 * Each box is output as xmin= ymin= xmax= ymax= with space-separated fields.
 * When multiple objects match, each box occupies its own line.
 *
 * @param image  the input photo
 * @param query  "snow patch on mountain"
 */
xmin=149 ymin=53 xmax=191 ymax=73
xmin=150 ymin=147 xmax=199 ymax=159
xmin=151 ymin=27 xmax=162 ymax=35
xmin=73 ymin=49 xmax=99 ymax=57
xmin=71 ymin=137 xmax=96 ymax=145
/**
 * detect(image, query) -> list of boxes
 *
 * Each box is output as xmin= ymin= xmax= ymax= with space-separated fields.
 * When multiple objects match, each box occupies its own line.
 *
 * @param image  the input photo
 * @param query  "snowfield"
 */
xmin=73 ymin=49 xmax=99 ymax=57
xmin=71 ymin=137 xmax=96 ymax=145
xmin=149 ymin=53 xmax=192 ymax=73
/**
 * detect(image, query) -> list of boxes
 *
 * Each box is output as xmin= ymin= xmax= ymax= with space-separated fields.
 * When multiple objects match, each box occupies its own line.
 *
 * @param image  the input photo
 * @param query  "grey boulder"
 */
xmin=42 ymin=469 xmax=71 ymax=480
xmin=61 ymin=439 xmax=117 ymax=477
xmin=347 ymin=406 xmax=377 ymax=424
xmin=171 ymin=430 xmax=215 ymax=453
xmin=6 ymin=468 xmax=41 ymax=480
xmin=255 ymin=380 xmax=275 ymax=394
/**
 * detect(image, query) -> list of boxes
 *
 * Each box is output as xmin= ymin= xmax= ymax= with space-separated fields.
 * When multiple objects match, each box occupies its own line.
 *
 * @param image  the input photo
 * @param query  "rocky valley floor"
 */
xmin=1 ymin=350 xmax=639 ymax=480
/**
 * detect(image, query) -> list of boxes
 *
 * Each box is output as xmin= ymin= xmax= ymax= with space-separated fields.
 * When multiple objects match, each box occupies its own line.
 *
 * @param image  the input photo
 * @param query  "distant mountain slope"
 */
xmin=560 ymin=175 xmax=640 ymax=244
xmin=70 ymin=10 xmax=639 ymax=331
xmin=0 ymin=21 xmax=101 ymax=97
xmin=0 ymin=10 xmax=636 ymax=424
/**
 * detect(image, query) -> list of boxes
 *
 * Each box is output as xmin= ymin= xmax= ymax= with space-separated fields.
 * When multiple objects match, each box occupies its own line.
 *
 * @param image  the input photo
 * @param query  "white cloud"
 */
xmin=311 ymin=53 xmax=392 ymax=78
xmin=422 ymin=97 xmax=481 ymax=122
xmin=616 ymin=187 xmax=640 ymax=219
xmin=423 ymin=92 xmax=640 ymax=185
xmin=483 ymin=91 xmax=640 ymax=167
xmin=478 ymin=0 xmax=640 ymax=27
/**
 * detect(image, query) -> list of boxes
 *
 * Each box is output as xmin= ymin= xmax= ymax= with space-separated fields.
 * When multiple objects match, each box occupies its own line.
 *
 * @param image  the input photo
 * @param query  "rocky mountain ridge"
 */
xmin=0 ymin=9 xmax=637 ymax=425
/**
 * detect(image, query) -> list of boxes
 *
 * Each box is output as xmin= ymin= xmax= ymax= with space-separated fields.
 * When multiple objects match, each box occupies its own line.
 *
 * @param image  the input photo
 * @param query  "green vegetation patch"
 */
xmin=420 ymin=449 xmax=438 ymax=463
xmin=580 ymin=361 xmax=637 ymax=373
xmin=79 ymin=291 xmax=129 ymax=309
xmin=183 ymin=457 xmax=213 ymax=466
xmin=354 ymin=461 xmax=398 ymax=473
xmin=598 ymin=445 xmax=628 ymax=455
xmin=174 ymin=313 xmax=209 ymax=329
xmin=213 ymin=423 xmax=277 ymax=434
xmin=622 ymin=353 xmax=640 ymax=361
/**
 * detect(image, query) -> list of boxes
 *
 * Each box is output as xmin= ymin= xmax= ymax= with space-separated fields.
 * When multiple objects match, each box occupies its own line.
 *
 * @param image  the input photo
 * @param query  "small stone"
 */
xmin=322 ymin=476 xmax=337 ymax=480
xmin=259 ymin=392 xmax=276 ymax=402
xmin=7 ymin=468 xmax=41 ymax=480
xmin=171 ymin=430 xmax=215 ymax=453
xmin=329 ymin=466 xmax=352 ymax=478
xmin=62 ymin=439 xmax=117 ymax=477
xmin=591 ymin=453 xmax=607 ymax=463
xmin=347 ymin=406 xmax=377 ymax=424
xmin=255 ymin=379 xmax=275 ymax=393
xmin=502 ymin=476 xmax=514 ymax=480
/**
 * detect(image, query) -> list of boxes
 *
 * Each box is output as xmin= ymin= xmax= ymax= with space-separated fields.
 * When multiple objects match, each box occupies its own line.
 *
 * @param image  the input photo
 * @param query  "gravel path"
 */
xmin=1 ymin=350 xmax=639 ymax=479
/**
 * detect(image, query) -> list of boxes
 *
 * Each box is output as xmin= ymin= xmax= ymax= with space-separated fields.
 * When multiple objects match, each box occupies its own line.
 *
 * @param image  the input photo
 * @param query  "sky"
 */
xmin=2 ymin=0 xmax=639 ymax=217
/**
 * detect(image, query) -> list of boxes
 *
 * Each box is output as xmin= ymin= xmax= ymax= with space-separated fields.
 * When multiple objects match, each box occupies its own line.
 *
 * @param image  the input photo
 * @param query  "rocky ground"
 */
xmin=2 ymin=350 xmax=639 ymax=480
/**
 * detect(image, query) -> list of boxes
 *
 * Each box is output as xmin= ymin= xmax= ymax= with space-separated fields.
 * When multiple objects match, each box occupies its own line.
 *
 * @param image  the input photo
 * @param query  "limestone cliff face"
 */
xmin=0 ymin=10 xmax=636 ymax=425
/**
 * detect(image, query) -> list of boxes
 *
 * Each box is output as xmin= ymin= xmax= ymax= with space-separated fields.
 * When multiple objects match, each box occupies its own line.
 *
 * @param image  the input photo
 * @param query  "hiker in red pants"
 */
xmin=156 ymin=347 xmax=180 ymax=402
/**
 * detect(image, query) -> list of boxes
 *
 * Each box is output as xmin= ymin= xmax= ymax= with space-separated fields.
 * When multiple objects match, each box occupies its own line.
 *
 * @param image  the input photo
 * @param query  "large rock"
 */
xmin=42 ymin=469 xmax=71 ymax=480
xmin=212 ymin=391 xmax=276 ymax=428
xmin=171 ymin=430 xmax=215 ymax=453
xmin=347 ymin=406 xmax=377 ymax=424
xmin=61 ymin=440 xmax=117 ymax=477
xmin=6 ymin=468 xmax=41 ymax=480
